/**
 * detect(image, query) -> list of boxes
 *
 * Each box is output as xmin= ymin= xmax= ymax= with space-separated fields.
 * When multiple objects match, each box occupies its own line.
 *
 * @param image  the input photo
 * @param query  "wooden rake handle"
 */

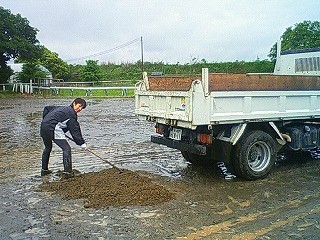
xmin=65 ymin=135 xmax=121 ymax=171
xmin=85 ymin=148 xmax=121 ymax=171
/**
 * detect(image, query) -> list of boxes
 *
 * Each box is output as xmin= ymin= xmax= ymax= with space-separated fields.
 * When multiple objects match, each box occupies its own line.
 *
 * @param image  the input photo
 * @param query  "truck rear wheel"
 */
xmin=181 ymin=151 xmax=211 ymax=165
xmin=233 ymin=130 xmax=276 ymax=180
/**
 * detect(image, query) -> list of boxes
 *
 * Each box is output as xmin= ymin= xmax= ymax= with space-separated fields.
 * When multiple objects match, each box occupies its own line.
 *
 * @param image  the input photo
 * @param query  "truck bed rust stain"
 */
xmin=148 ymin=76 xmax=197 ymax=91
xmin=148 ymin=74 xmax=320 ymax=91
xmin=209 ymin=74 xmax=320 ymax=91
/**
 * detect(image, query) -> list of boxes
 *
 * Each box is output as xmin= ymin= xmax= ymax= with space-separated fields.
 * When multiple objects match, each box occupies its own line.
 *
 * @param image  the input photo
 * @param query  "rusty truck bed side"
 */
xmin=147 ymin=74 xmax=320 ymax=91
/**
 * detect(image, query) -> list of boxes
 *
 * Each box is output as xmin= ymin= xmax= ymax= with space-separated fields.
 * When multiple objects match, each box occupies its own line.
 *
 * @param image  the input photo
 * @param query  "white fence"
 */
xmin=0 ymin=80 xmax=34 ymax=94
xmin=0 ymin=80 xmax=136 ymax=96
xmin=34 ymin=86 xmax=135 ymax=96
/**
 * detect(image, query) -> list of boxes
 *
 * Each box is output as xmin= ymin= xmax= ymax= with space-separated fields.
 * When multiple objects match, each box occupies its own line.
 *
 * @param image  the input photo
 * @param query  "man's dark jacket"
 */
xmin=40 ymin=105 xmax=85 ymax=145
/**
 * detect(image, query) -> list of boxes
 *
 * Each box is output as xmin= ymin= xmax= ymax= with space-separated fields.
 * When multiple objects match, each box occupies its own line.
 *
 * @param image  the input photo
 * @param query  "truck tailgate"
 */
xmin=135 ymin=90 xmax=192 ymax=123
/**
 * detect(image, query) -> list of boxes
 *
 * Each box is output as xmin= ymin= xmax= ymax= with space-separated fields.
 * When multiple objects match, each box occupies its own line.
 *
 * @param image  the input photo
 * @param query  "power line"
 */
xmin=66 ymin=37 xmax=141 ymax=63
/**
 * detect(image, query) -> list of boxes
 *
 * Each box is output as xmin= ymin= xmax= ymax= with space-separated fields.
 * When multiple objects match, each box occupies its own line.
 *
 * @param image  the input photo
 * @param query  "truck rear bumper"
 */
xmin=151 ymin=135 xmax=207 ymax=155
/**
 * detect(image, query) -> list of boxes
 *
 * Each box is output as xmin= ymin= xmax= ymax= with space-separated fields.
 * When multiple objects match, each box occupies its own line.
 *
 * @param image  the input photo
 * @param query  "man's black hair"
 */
xmin=73 ymin=98 xmax=87 ymax=109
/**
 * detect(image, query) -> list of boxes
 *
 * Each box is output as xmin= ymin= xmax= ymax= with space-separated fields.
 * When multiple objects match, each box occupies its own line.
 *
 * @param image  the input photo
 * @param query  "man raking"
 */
xmin=40 ymin=98 xmax=87 ymax=178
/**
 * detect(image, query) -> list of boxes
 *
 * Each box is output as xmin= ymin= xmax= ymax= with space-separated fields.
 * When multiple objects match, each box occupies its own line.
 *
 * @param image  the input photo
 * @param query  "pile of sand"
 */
xmin=39 ymin=168 xmax=174 ymax=208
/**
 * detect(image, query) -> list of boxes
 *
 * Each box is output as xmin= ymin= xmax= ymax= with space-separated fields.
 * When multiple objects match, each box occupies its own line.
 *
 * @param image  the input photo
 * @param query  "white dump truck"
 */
xmin=135 ymin=44 xmax=320 ymax=180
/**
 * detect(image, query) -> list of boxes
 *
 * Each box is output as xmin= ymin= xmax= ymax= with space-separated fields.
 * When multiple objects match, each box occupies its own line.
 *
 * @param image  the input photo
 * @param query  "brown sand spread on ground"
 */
xmin=39 ymin=168 xmax=174 ymax=208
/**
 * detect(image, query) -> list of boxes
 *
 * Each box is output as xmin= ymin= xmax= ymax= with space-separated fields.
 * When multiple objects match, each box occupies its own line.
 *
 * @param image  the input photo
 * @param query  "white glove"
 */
xmin=80 ymin=143 xmax=87 ymax=150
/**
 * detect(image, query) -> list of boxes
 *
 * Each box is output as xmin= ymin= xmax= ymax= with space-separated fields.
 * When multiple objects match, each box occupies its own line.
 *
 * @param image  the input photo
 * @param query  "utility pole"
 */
xmin=141 ymin=36 xmax=144 ymax=72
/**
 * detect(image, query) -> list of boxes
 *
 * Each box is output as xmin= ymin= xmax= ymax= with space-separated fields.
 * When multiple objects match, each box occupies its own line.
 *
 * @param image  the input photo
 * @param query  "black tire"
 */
xmin=181 ymin=151 xmax=192 ymax=162
xmin=233 ymin=130 xmax=276 ymax=180
xmin=180 ymin=151 xmax=212 ymax=165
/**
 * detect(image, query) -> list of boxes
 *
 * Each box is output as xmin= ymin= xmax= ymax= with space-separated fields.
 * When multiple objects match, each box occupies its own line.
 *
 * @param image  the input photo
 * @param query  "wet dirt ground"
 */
xmin=0 ymin=97 xmax=319 ymax=240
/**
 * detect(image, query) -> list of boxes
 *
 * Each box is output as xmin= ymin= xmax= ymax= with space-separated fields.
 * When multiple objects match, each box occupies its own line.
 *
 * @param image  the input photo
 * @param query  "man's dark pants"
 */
xmin=41 ymin=134 xmax=72 ymax=173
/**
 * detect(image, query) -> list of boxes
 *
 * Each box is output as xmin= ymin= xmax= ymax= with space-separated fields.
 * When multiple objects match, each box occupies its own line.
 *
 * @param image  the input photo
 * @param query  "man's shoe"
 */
xmin=41 ymin=169 xmax=53 ymax=176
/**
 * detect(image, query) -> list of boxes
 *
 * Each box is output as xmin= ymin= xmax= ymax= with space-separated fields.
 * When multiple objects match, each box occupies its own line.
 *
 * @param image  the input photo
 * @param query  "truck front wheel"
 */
xmin=233 ymin=130 xmax=276 ymax=180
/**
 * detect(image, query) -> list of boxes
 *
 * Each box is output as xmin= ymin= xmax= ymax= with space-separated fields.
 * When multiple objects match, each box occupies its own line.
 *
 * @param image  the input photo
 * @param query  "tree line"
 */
xmin=0 ymin=6 xmax=319 ymax=84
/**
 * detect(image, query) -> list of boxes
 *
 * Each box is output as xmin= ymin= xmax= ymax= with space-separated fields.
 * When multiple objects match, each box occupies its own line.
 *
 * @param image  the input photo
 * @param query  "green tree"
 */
xmin=0 ymin=60 xmax=13 ymax=83
xmin=80 ymin=60 xmax=104 ymax=82
xmin=268 ymin=20 xmax=320 ymax=61
xmin=39 ymin=47 xmax=69 ymax=79
xmin=0 ymin=7 xmax=41 ymax=83
xmin=17 ymin=63 xmax=47 ymax=83
xmin=68 ymin=64 xmax=82 ymax=82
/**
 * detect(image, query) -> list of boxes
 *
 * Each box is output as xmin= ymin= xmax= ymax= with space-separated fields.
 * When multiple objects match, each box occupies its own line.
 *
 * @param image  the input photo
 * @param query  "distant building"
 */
xmin=7 ymin=63 xmax=52 ymax=83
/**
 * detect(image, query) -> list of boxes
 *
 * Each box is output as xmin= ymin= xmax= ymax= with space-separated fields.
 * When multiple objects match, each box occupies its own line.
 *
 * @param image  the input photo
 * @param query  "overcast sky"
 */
xmin=1 ymin=0 xmax=319 ymax=64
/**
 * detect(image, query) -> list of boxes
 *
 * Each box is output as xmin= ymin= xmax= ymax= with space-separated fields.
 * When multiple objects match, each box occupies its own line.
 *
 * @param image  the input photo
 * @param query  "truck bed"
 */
xmin=147 ymin=73 xmax=320 ymax=91
xmin=135 ymin=70 xmax=320 ymax=129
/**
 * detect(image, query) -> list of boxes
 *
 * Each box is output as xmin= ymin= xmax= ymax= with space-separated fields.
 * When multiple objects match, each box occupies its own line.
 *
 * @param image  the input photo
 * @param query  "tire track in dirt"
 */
xmin=176 ymin=193 xmax=320 ymax=240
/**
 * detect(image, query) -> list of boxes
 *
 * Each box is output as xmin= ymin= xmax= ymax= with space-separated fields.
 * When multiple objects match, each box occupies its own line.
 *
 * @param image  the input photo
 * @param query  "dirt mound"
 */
xmin=39 ymin=168 xmax=174 ymax=208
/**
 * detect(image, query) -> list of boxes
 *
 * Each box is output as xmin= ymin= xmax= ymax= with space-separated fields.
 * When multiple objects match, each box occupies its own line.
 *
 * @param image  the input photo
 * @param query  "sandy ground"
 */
xmin=0 ymin=97 xmax=319 ymax=240
xmin=39 ymin=168 xmax=174 ymax=208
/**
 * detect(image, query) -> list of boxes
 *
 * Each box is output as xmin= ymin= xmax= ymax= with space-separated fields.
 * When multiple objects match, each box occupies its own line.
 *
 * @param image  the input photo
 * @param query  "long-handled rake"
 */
xmin=66 ymin=135 xmax=122 ymax=172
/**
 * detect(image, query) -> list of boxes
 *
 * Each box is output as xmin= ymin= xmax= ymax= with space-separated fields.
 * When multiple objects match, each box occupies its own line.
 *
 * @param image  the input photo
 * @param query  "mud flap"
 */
xmin=211 ymin=139 xmax=236 ymax=175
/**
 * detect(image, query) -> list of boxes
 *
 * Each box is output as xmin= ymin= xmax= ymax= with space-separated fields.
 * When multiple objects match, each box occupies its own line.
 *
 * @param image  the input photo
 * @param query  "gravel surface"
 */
xmin=0 ymin=97 xmax=319 ymax=240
